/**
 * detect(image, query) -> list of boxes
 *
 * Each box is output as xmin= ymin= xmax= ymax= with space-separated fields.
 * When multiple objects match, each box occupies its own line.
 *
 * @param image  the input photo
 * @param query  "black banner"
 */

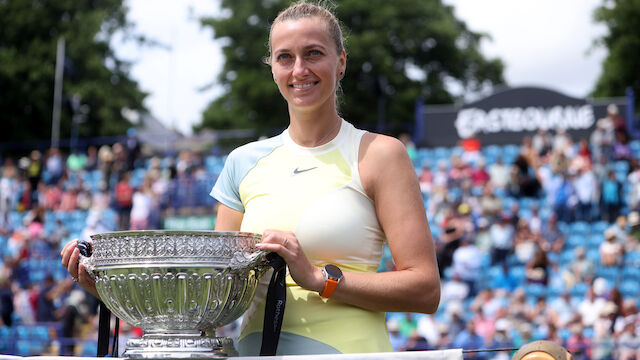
xmin=416 ymin=86 xmax=627 ymax=147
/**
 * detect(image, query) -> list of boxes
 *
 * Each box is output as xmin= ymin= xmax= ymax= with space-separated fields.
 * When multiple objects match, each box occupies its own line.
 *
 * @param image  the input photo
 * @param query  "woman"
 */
xmin=212 ymin=2 xmax=439 ymax=354
xmin=62 ymin=1 xmax=440 ymax=355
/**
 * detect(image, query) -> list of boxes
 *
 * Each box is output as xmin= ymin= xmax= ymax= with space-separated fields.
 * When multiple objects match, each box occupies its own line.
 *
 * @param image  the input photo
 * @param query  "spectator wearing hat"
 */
xmin=473 ymin=216 xmax=492 ymax=253
xmin=487 ymin=317 xmax=514 ymax=355
xmin=386 ymin=320 xmax=406 ymax=352
xmin=446 ymin=301 xmax=467 ymax=337
xmin=433 ymin=322 xmax=453 ymax=350
xmin=600 ymin=229 xmax=623 ymax=267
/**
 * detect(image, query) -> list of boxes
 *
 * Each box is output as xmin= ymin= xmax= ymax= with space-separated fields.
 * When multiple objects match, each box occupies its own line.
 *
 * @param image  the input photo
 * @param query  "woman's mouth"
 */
xmin=291 ymin=82 xmax=317 ymax=89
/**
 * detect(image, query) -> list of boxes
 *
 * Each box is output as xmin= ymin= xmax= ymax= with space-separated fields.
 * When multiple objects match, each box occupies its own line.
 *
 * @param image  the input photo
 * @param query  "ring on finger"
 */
xmin=72 ymin=276 xmax=79 ymax=282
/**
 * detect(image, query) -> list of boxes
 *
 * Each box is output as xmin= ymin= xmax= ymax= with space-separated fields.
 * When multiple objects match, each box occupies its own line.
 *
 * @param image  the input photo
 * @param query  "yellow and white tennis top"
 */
xmin=210 ymin=119 xmax=392 ymax=355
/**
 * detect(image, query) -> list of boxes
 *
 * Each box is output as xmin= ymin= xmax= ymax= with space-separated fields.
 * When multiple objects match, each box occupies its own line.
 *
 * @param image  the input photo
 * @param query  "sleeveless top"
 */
xmin=210 ymin=119 xmax=392 ymax=355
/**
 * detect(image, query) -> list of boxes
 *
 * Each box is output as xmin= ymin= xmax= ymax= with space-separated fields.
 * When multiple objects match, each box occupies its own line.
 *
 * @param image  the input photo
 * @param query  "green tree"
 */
xmin=592 ymin=0 xmax=640 ymax=106
xmin=198 ymin=0 xmax=504 ymax=136
xmin=0 ymin=0 xmax=147 ymax=144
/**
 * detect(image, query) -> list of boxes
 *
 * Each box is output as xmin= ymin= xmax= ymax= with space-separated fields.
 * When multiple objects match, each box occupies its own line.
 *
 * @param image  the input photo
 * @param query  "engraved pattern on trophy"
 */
xmin=81 ymin=231 xmax=270 ymax=358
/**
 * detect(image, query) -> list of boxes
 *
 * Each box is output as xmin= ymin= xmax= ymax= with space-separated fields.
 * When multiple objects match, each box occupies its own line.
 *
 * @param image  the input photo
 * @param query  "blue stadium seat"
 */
xmin=570 ymin=282 xmax=589 ymax=297
xmin=524 ymin=283 xmax=547 ymax=300
xmin=622 ymin=266 xmax=640 ymax=281
xmin=586 ymin=248 xmax=600 ymax=263
xmin=565 ymin=234 xmax=588 ymax=249
xmin=624 ymin=251 xmax=640 ymax=267
xmin=620 ymin=279 xmax=640 ymax=298
xmin=596 ymin=267 xmax=620 ymax=285
xmin=591 ymin=221 xmax=610 ymax=235
xmin=569 ymin=221 xmax=590 ymax=235
xmin=586 ymin=234 xmax=604 ymax=249
xmin=433 ymin=147 xmax=450 ymax=160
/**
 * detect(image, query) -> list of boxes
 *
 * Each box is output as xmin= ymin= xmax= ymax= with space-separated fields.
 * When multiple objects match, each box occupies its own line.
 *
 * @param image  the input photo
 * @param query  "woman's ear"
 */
xmin=338 ymin=50 xmax=347 ymax=78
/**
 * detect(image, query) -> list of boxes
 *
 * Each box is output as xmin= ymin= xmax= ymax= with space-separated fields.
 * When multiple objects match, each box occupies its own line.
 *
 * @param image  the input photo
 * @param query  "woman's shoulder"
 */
xmin=226 ymin=133 xmax=284 ymax=162
xmin=360 ymin=132 xmax=410 ymax=163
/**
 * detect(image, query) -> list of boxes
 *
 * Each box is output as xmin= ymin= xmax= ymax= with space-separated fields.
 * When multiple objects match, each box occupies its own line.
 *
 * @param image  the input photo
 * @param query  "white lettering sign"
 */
xmin=454 ymin=105 xmax=595 ymax=138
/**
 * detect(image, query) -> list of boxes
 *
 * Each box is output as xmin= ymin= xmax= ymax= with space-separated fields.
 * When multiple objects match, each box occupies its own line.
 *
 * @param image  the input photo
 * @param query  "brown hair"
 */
xmin=266 ymin=1 xmax=345 ymax=64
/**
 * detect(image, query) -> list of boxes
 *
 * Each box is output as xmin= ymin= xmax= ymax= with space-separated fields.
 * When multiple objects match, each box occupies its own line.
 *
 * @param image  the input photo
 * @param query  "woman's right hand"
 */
xmin=60 ymin=239 xmax=100 ymax=299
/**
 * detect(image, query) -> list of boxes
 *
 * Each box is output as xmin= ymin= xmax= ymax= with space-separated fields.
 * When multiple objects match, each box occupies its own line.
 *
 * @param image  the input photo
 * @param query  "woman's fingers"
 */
xmin=257 ymin=230 xmax=323 ymax=292
xmin=68 ymin=248 xmax=80 ymax=278
xmin=60 ymin=239 xmax=78 ymax=269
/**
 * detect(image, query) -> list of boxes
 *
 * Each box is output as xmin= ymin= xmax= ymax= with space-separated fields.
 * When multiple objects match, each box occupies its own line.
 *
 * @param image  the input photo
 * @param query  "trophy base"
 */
xmin=123 ymin=333 xmax=238 ymax=359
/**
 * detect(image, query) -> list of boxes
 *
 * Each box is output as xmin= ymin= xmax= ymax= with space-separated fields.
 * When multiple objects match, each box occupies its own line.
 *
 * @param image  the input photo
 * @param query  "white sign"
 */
xmin=454 ymin=104 xmax=595 ymax=138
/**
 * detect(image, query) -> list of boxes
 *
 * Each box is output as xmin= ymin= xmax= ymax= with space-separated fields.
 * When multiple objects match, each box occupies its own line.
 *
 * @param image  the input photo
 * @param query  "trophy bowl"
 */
xmin=83 ymin=230 xmax=270 ymax=358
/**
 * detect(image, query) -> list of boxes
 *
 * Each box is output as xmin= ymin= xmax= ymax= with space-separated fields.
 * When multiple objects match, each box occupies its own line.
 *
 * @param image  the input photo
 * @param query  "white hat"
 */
xmin=495 ymin=318 xmax=509 ymax=331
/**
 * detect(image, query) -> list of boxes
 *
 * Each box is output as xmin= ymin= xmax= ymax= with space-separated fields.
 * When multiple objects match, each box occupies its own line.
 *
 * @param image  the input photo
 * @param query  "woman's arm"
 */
xmin=257 ymin=133 xmax=441 ymax=314
xmin=331 ymin=133 xmax=440 ymax=313
xmin=214 ymin=203 xmax=244 ymax=231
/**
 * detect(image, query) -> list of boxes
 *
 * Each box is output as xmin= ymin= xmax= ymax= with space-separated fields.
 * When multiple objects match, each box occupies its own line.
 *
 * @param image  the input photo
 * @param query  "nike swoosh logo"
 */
xmin=292 ymin=166 xmax=318 ymax=175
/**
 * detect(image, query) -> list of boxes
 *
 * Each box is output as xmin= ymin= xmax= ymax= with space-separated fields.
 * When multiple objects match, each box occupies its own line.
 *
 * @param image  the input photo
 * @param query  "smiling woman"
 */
xmin=210 ymin=1 xmax=440 ymax=356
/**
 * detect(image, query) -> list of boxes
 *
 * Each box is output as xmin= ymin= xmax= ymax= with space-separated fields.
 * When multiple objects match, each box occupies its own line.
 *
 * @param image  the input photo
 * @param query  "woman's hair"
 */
xmin=266 ymin=0 xmax=345 ymax=64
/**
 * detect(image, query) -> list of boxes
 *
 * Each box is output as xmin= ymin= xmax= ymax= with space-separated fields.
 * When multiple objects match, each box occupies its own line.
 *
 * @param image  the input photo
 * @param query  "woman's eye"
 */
xmin=277 ymin=53 xmax=292 ymax=61
xmin=308 ymin=50 xmax=322 ymax=56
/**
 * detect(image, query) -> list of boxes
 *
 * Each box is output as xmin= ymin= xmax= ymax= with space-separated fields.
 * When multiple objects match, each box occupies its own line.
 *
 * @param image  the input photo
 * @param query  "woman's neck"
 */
xmin=288 ymin=105 xmax=341 ymax=147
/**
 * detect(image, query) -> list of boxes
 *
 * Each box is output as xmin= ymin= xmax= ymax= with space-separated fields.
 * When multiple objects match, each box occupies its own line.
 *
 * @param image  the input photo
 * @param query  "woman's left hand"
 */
xmin=257 ymin=229 xmax=324 ymax=292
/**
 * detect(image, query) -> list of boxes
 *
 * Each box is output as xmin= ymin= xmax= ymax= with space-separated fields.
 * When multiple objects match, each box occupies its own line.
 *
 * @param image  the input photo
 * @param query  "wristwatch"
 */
xmin=319 ymin=264 xmax=343 ymax=298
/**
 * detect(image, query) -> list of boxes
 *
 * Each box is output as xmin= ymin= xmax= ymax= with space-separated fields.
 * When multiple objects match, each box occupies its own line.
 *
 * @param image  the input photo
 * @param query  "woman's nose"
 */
xmin=292 ymin=57 xmax=309 ymax=76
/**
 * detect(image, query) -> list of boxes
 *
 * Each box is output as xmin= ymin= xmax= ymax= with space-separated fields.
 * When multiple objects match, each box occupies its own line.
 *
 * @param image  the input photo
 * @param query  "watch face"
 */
xmin=324 ymin=264 xmax=342 ymax=279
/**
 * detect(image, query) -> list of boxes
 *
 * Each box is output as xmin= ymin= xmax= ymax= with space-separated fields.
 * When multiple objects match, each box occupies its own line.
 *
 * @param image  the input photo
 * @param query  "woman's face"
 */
xmin=270 ymin=17 xmax=346 ymax=111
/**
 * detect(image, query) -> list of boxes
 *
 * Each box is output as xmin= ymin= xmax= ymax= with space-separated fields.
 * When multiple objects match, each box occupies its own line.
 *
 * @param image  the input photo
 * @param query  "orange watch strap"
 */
xmin=320 ymin=278 xmax=339 ymax=298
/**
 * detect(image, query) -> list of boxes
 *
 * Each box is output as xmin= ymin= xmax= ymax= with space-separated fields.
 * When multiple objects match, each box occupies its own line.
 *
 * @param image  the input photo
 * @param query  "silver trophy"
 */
xmin=81 ymin=230 xmax=270 ymax=358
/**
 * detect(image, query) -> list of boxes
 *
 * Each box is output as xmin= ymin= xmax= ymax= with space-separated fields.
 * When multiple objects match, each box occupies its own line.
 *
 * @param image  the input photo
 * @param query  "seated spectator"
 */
xmin=433 ymin=322 xmax=453 ymax=350
xmin=403 ymin=331 xmax=430 ymax=351
xmin=452 ymin=320 xmax=485 ymax=358
xmin=479 ymin=187 xmax=502 ymax=221
xmin=441 ymin=274 xmax=470 ymax=302
xmin=418 ymin=163 xmax=433 ymax=194
xmin=566 ymin=246 xmax=596 ymax=285
xmin=486 ymin=318 xmax=514 ymax=358
xmin=600 ymin=229 xmax=623 ymax=266
xmin=525 ymin=246 xmax=550 ymax=285
xmin=540 ymin=214 xmax=565 ymax=253
xmin=578 ymin=285 xmax=607 ymax=328
xmin=489 ymin=213 xmax=514 ymax=266
xmin=386 ymin=320 xmax=406 ymax=352
xmin=566 ymin=322 xmax=592 ymax=359
xmin=470 ymin=158 xmax=490 ymax=187
xmin=451 ymin=236 xmax=482 ymax=296
xmin=514 ymin=219 xmax=539 ymax=264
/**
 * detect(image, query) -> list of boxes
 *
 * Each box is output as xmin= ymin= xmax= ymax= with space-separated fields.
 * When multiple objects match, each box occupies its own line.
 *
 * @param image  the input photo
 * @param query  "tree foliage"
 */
xmin=0 ymin=0 xmax=147 ymax=144
xmin=592 ymin=0 xmax=640 ymax=105
xmin=198 ymin=0 xmax=504 ymax=136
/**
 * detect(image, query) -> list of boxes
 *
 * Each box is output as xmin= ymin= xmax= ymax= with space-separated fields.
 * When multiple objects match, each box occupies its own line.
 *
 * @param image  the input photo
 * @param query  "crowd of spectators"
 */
xmin=0 ymin=132 xmax=218 ymax=355
xmin=384 ymin=105 xmax=640 ymax=359
xmin=0 ymin=105 xmax=638 ymax=358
